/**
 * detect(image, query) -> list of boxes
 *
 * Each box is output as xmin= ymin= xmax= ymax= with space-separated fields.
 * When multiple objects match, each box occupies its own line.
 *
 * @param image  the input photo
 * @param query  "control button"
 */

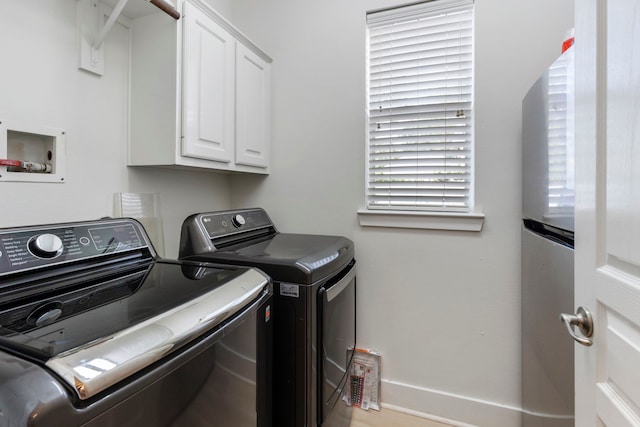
xmin=79 ymin=236 xmax=90 ymax=246
xmin=34 ymin=308 xmax=62 ymax=327
xmin=27 ymin=301 xmax=63 ymax=327
xmin=232 ymin=214 xmax=246 ymax=228
xmin=29 ymin=234 xmax=64 ymax=259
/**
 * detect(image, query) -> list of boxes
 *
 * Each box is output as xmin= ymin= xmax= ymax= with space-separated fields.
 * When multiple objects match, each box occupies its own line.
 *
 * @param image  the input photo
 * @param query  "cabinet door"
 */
xmin=182 ymin=1 xmax=235 ymax=163
xmin=235 ymin=43 xmax=270 ymax=168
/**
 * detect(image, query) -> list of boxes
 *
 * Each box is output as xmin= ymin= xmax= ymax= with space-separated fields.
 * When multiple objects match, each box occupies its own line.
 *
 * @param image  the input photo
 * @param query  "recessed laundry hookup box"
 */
xmin=0 ymin=121 xmax=66 ymax=183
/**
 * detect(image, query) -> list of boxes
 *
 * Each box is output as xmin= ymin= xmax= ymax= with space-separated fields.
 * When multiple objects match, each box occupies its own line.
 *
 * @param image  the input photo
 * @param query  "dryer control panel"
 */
xmin=199 ymin=208 xmax=274 ymax=239
xmin=180 ymin=208 xmax=277 ymax=256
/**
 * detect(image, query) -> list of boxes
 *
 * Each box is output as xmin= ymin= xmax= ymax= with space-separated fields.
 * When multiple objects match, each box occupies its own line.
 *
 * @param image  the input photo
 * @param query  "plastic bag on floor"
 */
xmin=343 ymin=348 xmax=381 ymax=411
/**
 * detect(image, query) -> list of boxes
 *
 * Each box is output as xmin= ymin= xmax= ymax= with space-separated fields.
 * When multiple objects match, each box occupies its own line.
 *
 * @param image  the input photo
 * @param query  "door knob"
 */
xmin=560 ymin=306 xmax=594 ymax=347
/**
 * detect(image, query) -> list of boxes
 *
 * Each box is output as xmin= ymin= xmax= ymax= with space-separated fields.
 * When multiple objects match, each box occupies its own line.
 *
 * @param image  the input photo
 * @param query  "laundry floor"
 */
xmin=350 ymin=407 xmax=454 ymax=427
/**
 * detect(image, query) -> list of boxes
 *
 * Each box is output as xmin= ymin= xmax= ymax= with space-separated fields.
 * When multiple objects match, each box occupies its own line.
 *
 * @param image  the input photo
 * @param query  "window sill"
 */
xmin=356 ymin=209 xmax=485 ymax=232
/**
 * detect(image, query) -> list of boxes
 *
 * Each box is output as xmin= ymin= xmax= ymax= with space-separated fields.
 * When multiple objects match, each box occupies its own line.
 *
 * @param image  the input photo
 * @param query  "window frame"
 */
xmin=359 ymin=0 xmax=484 ymax=231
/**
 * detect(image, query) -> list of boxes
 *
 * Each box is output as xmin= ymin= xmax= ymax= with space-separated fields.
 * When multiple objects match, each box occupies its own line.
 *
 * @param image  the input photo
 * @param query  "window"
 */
xmin=365 ymin=0 xmax=475 ymax=215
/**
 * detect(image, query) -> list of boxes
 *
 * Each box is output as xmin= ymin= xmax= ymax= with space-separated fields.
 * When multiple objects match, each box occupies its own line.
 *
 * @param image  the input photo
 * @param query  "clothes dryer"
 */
xmin=179 ymin=208 xmax=356 ymax=427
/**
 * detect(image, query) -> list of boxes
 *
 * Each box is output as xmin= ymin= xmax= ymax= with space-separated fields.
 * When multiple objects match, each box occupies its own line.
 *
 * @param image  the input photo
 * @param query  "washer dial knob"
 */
xmin=231 ymin=214 xmax=246 ymax=228
xmin=29 ymin=233 xmax=64 ymax=258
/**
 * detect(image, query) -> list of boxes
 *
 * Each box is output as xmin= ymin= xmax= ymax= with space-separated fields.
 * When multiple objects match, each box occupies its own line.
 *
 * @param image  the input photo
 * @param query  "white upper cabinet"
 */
xmin=181 ymin=1 xmax=235 ymax=163
xmin=235 ymin=43 xmax=270 ymax=168
xmin=130 ymin=0 xmax=271 ymax=173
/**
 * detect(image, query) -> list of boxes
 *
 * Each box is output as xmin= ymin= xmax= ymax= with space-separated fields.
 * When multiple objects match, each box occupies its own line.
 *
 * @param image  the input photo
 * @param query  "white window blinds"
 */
xmin=546 ymin=49 xmax=575 ymax=216
xmin=366 ymin=0 xmax=474 ymax=211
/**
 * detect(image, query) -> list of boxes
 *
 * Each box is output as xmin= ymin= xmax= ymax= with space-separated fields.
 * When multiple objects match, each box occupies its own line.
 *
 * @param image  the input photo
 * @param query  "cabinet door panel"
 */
xmin=182 ymin=1 xmax=234 ymax=163
xmin=235 ymin=43 xmax=270 ymax=168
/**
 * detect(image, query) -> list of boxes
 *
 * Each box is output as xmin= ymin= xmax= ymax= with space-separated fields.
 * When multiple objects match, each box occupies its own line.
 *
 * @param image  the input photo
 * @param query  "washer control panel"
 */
xmin=0 ymin=219 xmax=151 ymax=276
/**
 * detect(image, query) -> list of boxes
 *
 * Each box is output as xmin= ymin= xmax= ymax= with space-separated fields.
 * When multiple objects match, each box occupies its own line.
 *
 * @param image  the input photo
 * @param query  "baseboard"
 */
xmin=381 ymin=378 xmax=522 ymax=427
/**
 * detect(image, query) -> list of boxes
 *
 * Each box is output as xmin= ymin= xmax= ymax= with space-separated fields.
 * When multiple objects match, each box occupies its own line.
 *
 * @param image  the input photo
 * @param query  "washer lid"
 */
xmin=202 ymin=233 xmax=354 ymax=284
xmin=0 ymin=260 xmax=269 ymax=400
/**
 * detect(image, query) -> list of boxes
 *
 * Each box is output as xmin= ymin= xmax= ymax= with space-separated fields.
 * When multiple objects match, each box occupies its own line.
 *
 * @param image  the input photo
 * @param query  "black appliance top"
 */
xmin=0 ymin=218 xmax=269 ymax=401
xmin=179 ymin=208 xmax=354 ymax=284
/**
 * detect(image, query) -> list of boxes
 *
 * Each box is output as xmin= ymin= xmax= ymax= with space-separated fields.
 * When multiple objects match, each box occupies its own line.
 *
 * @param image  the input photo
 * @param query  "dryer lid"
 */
xmin=196 ymin=233 xmax=354 ymax=284
xmin=179 ymin=209 xmax=355 ymax=284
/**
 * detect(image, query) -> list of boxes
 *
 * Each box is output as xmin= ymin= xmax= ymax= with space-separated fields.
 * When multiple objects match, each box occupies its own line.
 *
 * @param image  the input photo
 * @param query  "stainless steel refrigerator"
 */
xmin=521 ymin=46 xmax=575 ymax=427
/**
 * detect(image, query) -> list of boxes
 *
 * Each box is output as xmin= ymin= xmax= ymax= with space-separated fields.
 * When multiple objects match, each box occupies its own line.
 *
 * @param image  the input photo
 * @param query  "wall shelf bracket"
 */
xmin=77 ymin=0 xmax=180 ymax=76
xmin=77 ymin=0 xmax=128 ymax=76
xmin=93 ymin=0 xmax=130 ymax=50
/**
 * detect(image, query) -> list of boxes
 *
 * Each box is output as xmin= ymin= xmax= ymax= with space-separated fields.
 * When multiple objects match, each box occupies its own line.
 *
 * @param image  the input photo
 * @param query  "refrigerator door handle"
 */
xmin=560 ymin=306 xmax=594 ymax=347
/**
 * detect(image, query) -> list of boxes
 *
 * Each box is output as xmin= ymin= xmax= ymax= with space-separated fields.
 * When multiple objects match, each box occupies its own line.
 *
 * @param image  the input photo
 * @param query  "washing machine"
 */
xmin=0 ymin=217 xmax=272 ymax=426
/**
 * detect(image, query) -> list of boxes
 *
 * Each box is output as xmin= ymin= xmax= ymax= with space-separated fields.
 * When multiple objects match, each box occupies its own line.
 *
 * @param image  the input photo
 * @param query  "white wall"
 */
xmin=228 ymin=1 xmax=574 ymax=425
xmin=0 ymin=0 xmax=233 ymax=258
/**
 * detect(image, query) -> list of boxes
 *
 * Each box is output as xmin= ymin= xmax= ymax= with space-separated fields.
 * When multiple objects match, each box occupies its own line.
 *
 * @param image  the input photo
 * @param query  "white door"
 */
xmin=574 ymin=0 xmax=640 ymax=425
